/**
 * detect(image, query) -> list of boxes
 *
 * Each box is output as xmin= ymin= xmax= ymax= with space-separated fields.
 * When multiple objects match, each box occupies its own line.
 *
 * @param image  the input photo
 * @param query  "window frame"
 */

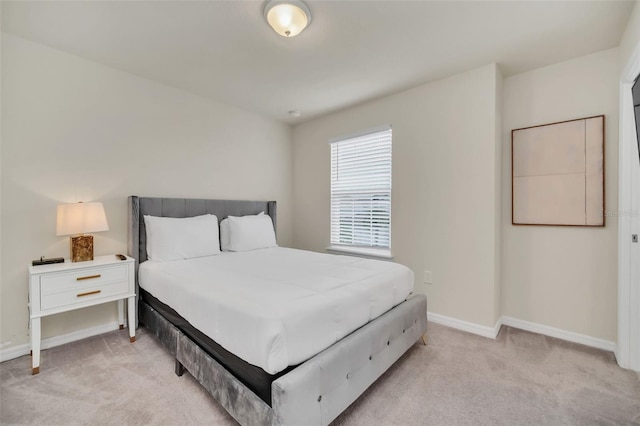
xmin=327 ymin=125 xmax=393 ymax=259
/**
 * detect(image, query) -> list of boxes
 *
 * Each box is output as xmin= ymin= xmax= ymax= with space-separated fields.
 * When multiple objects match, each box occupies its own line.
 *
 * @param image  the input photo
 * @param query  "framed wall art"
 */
xmin=512 ymin=115 xmax=605 ymax=227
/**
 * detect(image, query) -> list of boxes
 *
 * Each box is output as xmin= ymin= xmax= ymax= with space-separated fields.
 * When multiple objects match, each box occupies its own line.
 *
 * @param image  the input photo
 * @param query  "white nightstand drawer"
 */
xmin=40 ymin=265 xmax=128 ymax=295
xmin=40 ymin=280 xmax=130 ymax=311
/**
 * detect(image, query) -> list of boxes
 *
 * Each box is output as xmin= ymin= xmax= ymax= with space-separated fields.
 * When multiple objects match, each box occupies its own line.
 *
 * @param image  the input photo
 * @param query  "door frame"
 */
xmin=617 ymin=39 xmax=640 ymax=371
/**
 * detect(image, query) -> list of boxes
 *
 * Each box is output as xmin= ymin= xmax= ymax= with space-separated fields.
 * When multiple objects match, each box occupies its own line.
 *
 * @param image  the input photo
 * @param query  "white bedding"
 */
xmin=138 ymin=247 xmax=414 ymax=374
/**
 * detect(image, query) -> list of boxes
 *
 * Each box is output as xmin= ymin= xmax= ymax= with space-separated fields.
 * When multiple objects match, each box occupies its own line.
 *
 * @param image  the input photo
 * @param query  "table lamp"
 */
xmin=56 ymin=202 xmax=109 ymax=262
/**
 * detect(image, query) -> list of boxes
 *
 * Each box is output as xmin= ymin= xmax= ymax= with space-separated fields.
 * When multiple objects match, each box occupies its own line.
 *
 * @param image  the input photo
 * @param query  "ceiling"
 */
xmin=1 ymin=1 xmax=635 ymax=124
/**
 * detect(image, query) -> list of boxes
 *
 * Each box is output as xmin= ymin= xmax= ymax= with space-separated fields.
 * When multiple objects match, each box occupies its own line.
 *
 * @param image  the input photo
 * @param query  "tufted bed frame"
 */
xmin=128 ymin=196 xmax=427 ymax=425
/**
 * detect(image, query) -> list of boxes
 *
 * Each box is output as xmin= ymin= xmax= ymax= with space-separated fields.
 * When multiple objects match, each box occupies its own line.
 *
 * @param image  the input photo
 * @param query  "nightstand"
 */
xmin=28 ymin=255 xmax=136 ymax=374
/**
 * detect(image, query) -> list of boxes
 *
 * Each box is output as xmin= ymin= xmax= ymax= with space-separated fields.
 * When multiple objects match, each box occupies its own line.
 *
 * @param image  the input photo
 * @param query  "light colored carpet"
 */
xmin=1 ymin=322 xmax=639 ymax=425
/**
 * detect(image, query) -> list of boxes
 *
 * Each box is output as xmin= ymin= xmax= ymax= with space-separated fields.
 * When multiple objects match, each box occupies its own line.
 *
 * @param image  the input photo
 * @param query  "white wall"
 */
xmin=292 ymin=64 xmax=502 ymax=329
xmin=293 ymin=49 xmax=620 ymax=344
xmin=501 ymin=48 xmax=620 ymax=342
xmin=0 ymin=34 xmax=292 ymax=352
xmin=620 ymin=1 xmax=640 ymax=68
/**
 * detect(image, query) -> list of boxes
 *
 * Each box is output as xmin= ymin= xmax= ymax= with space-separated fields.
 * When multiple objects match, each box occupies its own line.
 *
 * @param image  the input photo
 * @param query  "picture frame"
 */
xmin=511 ymin=115 xmax=605 ymax=227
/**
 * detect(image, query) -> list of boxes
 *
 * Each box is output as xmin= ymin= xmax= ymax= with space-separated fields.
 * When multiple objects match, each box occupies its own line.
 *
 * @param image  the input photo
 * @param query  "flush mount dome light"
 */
xmin=264 ymin=0 xmax=311 ymax=37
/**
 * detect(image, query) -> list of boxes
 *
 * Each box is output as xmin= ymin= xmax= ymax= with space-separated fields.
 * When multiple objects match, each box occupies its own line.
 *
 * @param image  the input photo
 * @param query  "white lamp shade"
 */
xmin=264 ymin=0 xmax=311 ymax=37
xmin=56 ymin=202 xmax=109 ymax=236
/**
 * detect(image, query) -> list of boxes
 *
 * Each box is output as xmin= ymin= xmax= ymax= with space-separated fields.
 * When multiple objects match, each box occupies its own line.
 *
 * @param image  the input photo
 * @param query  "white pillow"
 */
xmin=219 ymin=218 xmax=231 ymax=251
xmin=144 ymin=214 xmax=220 ymax=262
xmin=224 ymin=212 xmax=277 ymax=252
xmin=220 ymin=212 xmax=267 ymax=251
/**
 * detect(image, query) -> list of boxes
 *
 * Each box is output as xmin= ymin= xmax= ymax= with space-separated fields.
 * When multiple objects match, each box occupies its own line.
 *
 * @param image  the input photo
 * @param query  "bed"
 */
xmin=128 ymin=196 xmax=427 ymax=425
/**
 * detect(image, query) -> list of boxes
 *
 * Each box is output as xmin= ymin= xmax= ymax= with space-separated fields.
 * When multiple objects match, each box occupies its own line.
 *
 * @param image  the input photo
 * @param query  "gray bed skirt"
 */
xmin=141 ymin=294 xmax=427 ymax=425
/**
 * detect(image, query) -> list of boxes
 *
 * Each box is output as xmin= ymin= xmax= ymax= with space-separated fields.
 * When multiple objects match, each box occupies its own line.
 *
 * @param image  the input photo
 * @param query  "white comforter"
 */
xmin=138 ymin=247 xmax=414 ymax=374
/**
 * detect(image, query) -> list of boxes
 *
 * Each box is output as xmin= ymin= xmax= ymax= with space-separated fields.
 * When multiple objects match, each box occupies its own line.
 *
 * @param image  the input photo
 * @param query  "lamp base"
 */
xmin=71 ymin=235 xmax=94 ymax=262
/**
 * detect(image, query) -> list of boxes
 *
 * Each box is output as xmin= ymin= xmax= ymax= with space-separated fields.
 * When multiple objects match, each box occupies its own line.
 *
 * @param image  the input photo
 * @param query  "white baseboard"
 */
xmin=0 ymin=321 xmax=121 ymax=363
xmin=427 ymin=312 xmax=501 ymax=339
xmin=427 ymin=312 xmax=616 ymax=353
xmin=500 ymin=316 xmax=616 ymax=353
xmin=2 ymin=314 xmax=617 ymax=363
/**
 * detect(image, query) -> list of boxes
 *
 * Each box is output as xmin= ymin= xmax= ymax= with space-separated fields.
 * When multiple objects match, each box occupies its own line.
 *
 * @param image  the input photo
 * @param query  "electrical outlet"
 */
xmin=423 ymin=270 xmax=433 ymax=284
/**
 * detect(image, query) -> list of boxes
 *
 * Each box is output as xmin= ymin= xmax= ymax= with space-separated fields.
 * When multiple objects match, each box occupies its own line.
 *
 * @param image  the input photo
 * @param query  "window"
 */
xmin=329 ymin=125 xmax=392 ymax=257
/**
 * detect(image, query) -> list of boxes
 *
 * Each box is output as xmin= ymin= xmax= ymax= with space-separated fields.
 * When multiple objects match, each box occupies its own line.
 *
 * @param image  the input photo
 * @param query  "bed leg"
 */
xmin=421 ymin=334 xmax=428 ymax=346
xmin=175 ymin=360 xmax=185 ymax=377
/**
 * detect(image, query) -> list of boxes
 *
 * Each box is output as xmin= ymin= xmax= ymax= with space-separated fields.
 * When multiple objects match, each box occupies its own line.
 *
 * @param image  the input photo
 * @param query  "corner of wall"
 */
xmin=500 ymin=49 xmax=620 ymax=343
xmin=619 ymin=0 xmax=640 ymax=72
xmin=493 ymin=64 xmax=504 ymax=325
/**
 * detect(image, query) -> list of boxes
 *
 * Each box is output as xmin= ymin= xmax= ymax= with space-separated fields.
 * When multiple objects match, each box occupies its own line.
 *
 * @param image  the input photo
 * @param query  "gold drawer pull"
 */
xmin=77 ymin=290 xmax=101 ymax=298
xmin=76 ymin=274 xmax=101 ymax=281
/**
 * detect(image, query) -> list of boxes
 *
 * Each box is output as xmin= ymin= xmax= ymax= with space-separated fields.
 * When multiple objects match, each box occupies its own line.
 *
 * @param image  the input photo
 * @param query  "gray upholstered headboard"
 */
xmin=127 ymin=196 xmax=277 ymax=264
xmin=127 ymin=196 xmax=276 ymax=328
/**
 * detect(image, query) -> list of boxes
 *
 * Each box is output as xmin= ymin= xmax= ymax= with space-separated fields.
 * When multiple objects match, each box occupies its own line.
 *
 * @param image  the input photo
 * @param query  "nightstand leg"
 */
xmin=127 ymin=295 xmax=135 ymax=343
xmin=117 ymin=299 xmax=124 ymax=329
xmin=31 ymin=317 xmax=41 ymax=374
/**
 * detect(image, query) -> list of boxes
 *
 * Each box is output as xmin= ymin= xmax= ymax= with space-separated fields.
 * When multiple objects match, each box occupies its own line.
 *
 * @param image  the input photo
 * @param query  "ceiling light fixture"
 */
xmin=264 ymin=0 xmax=311 ymax=37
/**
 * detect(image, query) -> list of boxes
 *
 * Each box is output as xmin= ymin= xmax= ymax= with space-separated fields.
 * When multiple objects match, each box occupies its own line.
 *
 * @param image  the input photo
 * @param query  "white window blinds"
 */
xmin=330 ymin=126 xmax=392 ymax=251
